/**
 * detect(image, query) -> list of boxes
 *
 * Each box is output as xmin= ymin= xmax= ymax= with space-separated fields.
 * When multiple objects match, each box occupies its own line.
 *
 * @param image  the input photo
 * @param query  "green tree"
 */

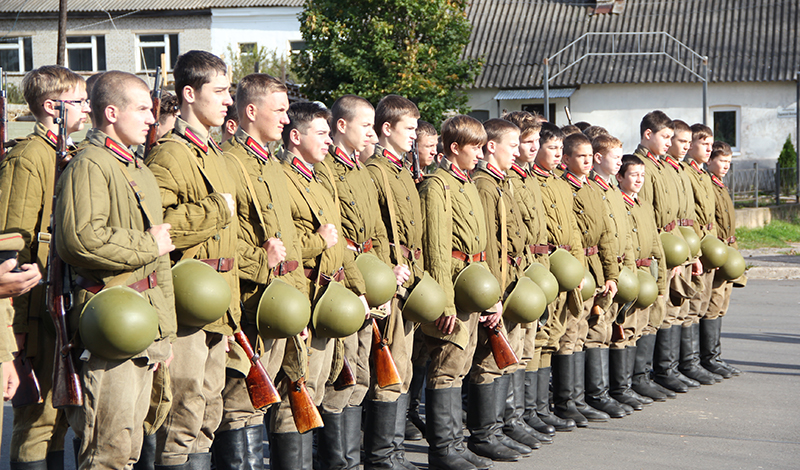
xmin=225 ymin=44 xmax=299 ymax=85
xmin=778 ymin=135 xmax=797 ymax=169
xmin=294 ymin=0 xmax=483 ymax=126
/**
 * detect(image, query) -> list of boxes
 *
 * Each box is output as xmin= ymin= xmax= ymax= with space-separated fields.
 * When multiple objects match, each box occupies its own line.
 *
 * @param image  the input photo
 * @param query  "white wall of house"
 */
xmin=210 ymin=7 xmax=303 ymax=63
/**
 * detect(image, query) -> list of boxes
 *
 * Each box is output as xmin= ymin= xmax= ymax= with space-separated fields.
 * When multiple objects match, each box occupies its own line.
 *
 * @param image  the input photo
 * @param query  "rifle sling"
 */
xmin=374 ymin=164 xmax=403 ymax=345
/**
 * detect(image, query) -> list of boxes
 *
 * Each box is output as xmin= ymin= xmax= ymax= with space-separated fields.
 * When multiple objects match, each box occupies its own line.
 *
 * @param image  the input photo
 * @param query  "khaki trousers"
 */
xmin=586 ymin=302 xmax=619 ymax=349
xmin=705 ymin=274 xmax=732 ymax=320
xmin=370 ymin=301 xmax=415 ymax=402
xmin=321 ymin=322 xmax=371 ymax=413
xmin=685 ymin=270 xmax=715 ymax=325
xmin=536 ymin=291 xmax=569 ymax=364
xmin=425 ymin=311 xmax=480 ymax=389
xmin=471 ymin=319 xmax=520 ymax=384
xmin=521 ymin=324 xmax=538 ymax=371
xmin=557 ymin=298 xmax=590 ymax=354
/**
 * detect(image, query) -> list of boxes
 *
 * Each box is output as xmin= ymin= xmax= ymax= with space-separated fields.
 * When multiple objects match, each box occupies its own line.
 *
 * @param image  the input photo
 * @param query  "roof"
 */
xmin=0 ymin=0 xmax=303 ymax=13
xmin=493 ymin=88 xmax=576 ymax=100
xmin=465 ymin=0 xmax=800 ymax=88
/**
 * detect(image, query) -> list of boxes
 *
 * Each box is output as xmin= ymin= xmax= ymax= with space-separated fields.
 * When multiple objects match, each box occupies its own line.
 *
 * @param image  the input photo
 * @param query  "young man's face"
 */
xmin=114 ymin=85 xmax=155 ymax=148
xmin=191 ymin=72 xmax=233 ymax=129
xmin=668 ymin=130 xmax=692 ymax=159
xmin=417 ymin=134 xmax=438 ymax=167
xmin=517 ymin=130 xmax=540 ymax=164
xmin=563 ymin=142 xmax=593 ymax=177
xmin=644 ymin=127 xmax=673 ymax=156
xmin=617 ymin=164 xmax=646 ymax=195
xmin=360 ymin=133 xmax=379 ymax=164
xmin=254 ymin=91 xmax=290 ymax=143
xmin=340 ymin=106 xmax=375 ymax=154
xmin=688 ymin=136 xmax=713 ymax=163
xmin=489 ymin=130 xmax=520 ymax=172
xmin=295 ymin=117 xmax=332 ymax=164
xmin=451 ymin=142 xmax=483 ymax=171
xmin=594 ymin=146 xmax=623 ymax=177
xmin=57 ymin=83 xmax=90 ymax=135
xmin=384 ymin=115 xmax=417 ymax=154
xmin=535 ymin=137 xmax=563 ymax=171
xmin=707 ymin=154 xmax=732 ymax=178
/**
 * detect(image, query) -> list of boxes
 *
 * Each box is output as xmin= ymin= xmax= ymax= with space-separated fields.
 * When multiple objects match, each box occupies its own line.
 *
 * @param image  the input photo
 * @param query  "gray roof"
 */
xmin=0 ymin=0 xmax=303 ymax=13
xmin=466 ymin=0 xmax=800 ymax=88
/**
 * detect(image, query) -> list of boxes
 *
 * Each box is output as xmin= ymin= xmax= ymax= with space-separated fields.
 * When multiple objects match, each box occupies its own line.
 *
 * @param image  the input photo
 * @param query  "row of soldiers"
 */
xmin=0 ymin=49 xmax=743 ymax=470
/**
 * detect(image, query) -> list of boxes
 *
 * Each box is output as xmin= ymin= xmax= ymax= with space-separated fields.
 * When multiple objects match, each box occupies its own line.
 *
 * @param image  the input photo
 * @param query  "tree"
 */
xmin=294 ymin=0 xmax=483 ymax=127
xmin=778 ymin=135 xmax=797 ymax=169
xmin=225 ymin=44 xmax=299 ymax=85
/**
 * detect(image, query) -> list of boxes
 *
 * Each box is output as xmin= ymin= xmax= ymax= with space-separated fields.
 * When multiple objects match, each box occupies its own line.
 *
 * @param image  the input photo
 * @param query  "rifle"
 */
xmin=410 ymin=138 xmax=421 ymax=182
xmin=233 ymin=331 xmax=281 ymax=409
xmin=564 ymin=106 xmax=573 ymax=125
xmin=47 ymin=102 xmax=83 ymax=408
xmin=143 ymin=66 xmax=162 ymax=160
xmin=288 ymin=377 xmax=324 ymax=433
xmin=0 ymin=67 xmax=7 ymax=160
xmin=483 ymin=323 xmax=519 ymax=369
xmin=332 ymin=353 xmax=356 ymax=391
xmin=371 ymin=318 xmax=401 ymax=388
xmin=11 ymin=355 xmax=42 ymax=408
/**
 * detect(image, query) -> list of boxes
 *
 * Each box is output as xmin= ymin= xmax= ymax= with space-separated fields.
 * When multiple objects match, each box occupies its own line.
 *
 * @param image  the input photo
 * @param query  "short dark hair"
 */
xmin=22 ymin=65 xmax=84 ymax=120
xmin=710 ymin=141 xmax=732 ymax=160
xmin=282 ymin=101 xmax=331 ymax=144
xmin=483 ymin=118 xmax=519 ymax=151
xmin=560 ymin=124 xmax=581 ymax=137
xmin=225 ymin=102 xmax=238 ymax=125
xmin=174 ymin=50 xmax=227 ymax=106
xmin=159 ymin=92 xmax=179 ymax=117
xmin=236 ymin=73 xmax=287 ymax=121
xmin=441 ymin=114 xmax=487 ymax=157
xmin=375 ymin=94 xmax=420 ymax=134
xmin=592 ymin=134 xmax=623 ymax=156
xmin=563 ymin=132 xmax=592 ymax=157
xmin=619 ymin=154 xmax=645 ymax=177
xmin=539 ymin=122 xmax=565 ymax=145
xmin=90 ymin=71 xmax=149 ymax=126
xmin=416 ymin=120 xmax=437 ymax=138
xmin=583 ymin=125 xmax=609 ymax=141
xmin=691 ymin=123 xmax=713 ymax=141
xmin=574 ymin=121 xmax=591 ymax=132
xmin=671 ymin=119 xmax=691 ymax=134
xmin=501 ymin=111 xmax=542 ymax=138
xmin=640 ymin=110 xmax=672 ymax=137
xmin=330 ymin=94 xmax=374 ymax=136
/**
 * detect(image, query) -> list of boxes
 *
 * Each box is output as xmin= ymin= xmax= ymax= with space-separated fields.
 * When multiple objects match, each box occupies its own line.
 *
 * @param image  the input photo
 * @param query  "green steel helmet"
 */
xmin=453 ymin=263 xmax=501 ymax=313
xmin=523 ymin=263 xmax=559 ymax=304
xmin=700 ymin=234 xmax=729 ymax=269
xmin=634 ymin=269 xmax=659 ymax=309
xmin=615 ymin=266 xmax=640 ymax=304
xmin=172 ymin=259 xmax=231 ymax=328
xmin=548 ymin=248 xmax=584 ymax=292
xmin=402 ymin=272 xmax=447 ymax=323
xmin=257 ymin=279 xmax=311 ymax=339
xmin=580 ymin=268 xmax=596 ymax=301
xmin=660 ymin=232 xmax=691 ymax=269
xmin=355 ymin=253 xmax=397 ymax=308
xmin=679 ymin=226 xmax=702 ymax=258
xmin=503 ymin=277 xmax=547 ymax=324
xmin=312 ymin=281 xmax=365 ymax=338
xmin=79 ymin=286 xmax=158 ymax=361
xmin=719 ymin=246 xmax=746 ymax=281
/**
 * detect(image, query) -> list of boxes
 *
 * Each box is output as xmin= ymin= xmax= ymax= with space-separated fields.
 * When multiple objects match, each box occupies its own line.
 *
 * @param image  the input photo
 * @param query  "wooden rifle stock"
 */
xmin=143 ymin=66 xmax=162 ymax=160
xmin=11 ymin=354 xmax=42 ymax=408
xmin=332 ymin=354 xmax=356 ymax=391
xmin=288 ymin=377 xmax=323 ymax=433
xmin=48 ymin=102 xmax=83 ymax=408
xmin=233 ymin=331 xmax=280 ymax=409
xmin=371 ymin=318 xmax=401 ymax=388
xmin=0 ymin=67 xmax=7 ymax=160
xmin=484 ymin=324 xmax=519 ymax=370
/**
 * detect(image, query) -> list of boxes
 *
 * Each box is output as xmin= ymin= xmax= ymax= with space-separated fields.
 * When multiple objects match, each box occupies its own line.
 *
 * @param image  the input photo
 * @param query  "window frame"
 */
xmin=0 ymin=36 xmax=33 ymax=73
xmin=66 ymin=34 xmax=106 ymax=72
xmin=135 ymin=33 xmax=180 ymax=72
xmin=711 ymin=105 xmax=741 ymax=154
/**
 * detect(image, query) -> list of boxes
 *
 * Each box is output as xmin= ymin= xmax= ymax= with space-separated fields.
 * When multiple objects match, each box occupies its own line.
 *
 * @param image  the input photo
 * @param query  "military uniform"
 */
xmin=0 ymin=234 xmax=23 ymax=451
xmin=146 ymin=118 xmax=241 ymax=466
xmin=684 ymin=159 xmax=718 ymax=325
xmin=666 ymin=158 xmax=697 ymax=331
xmin=0 ymin=122 xmax=71 ymax=465
xmin=55 ymin=130 xmax=176 ymax=469
xmin=707 ymin=174 xmax=738 ymax=320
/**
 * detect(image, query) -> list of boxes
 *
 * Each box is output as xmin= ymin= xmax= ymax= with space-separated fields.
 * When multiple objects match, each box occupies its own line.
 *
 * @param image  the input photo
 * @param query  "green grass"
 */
xmin=736 ymin=219 xmax=800 ymax=249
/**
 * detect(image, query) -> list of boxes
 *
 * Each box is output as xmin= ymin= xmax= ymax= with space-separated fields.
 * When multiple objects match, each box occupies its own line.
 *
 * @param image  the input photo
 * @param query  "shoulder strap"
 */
xmin=318 ymin=161 xmax=340 ymax=203
xmin=497 ymin=188 xmax=508 ymax=289
xmin=374 ymin=164 xmax=404 ymax=268
xmin=115 ymin=160 xmax=157 ymax=227
xmin=230 ymin=154 xmax=268 ymax=239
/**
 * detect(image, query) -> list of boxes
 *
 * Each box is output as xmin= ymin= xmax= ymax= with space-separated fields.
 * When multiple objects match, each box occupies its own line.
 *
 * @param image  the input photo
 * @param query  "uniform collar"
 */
xmin=531 ymin=162 xmax=550 ymax=177
xmin=664 ymin=155 xmax=681 ymax=171
xmin=476 ymin=160 xmax=505 ymax=181
xmin=235 ymin=128 xmax=271 ymax=163
xmin=639 ymin=145 xmax=662 ymax=167
xmin=174 ymin=118 xmax=222 ymax=155
xmin=282 ymin=149 xmax=315 ymax=181
xmin=377 ymin=145 xmax=405 ymax=170
xmin=620 ymin=190 xmax=636 ymax=207
xmin=33 ymin=121 xmax=59 ymax=148
xmin=441 ymin=158 xmax=470 ymax=182
xmin=590 ymin=171 xmax=611 ymax=191
xmin=689 ymin=159 xmax=705 ymax=174
xmin=510 ymin=162 xmax=527 ymax=178
xmin=330 ymin=144 xmax=360 ymax=169
xmin=711 ymin=174 xmax=725 ymax=188
xmin=89 ymin=129 xmax=136 ymax=164
xmin=564 ymin=170 xmax=587 ymax=189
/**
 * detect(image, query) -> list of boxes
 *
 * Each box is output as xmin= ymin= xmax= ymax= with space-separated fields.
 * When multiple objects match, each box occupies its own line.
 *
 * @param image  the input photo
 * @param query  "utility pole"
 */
xmin=56 ymin=0 xmax=67 ymax=66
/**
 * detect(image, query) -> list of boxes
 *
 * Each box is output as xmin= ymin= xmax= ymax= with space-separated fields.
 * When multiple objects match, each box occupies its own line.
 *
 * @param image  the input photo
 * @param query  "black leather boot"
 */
xmin=714 ymin=318 xmax=742 ymax=376
xmin=679 ymin=325 xmax=718 ymax=385
xmin=72 ymin=438 xmax=82 ymax=470
xmin=625 ymin=346 xmax=653 ymax=406
xmin=426 ymin=388 xmax=477 ymax=470
xmin=507 ymin=370 xmax=551 ymax=444
xmin=573 ymin=351 xmax=610 ymax=422
xmin=342 ymin=406 xmax=363 ymax=470
xmin=212 ymin=427 xmax=247 ymax=470
xmin=134 ymin=434 xmax=156 ymax=470
xmin=700 ymin=319 xmax=734 ymax=379
xmin=609 ymin=347 xmax=643 ymax=411
xmin=317 ymin=412 xmax=347 ymax=470
xmin=407 ymin=365 xmax=427 ymax=440
xmin=631 ymin=335 xmax=668 ymax=401
xmin=9 ymin=461 xmax=48 ymax=470
xmin=535 ymin=367 xmax=575 ymax=432
xmin=451 ymin=387 xmax=492 ymax=470
xmin=466 ymin=382 xmax=521 ymax=462
xmin=522 ymin=371 xmax=555 ymax=436
xmin=497 ymin=374 xmax=540 ymax=450
xmin=653 ymin=328 xmax=688 ymax=393
xmin=551 ymin=354 xmax=588 ymax=427
xmin=585 ymin=348 xmax=626 ymax=418
xmin=391 ymin=394 xmax=418 ymax=470
xmin=187 ymin=453 xmax=212 ymax=470
xmin=670 ymin=326 xmax=700 ymax=387
xmin=364 ymin=399 xmax=401 ymax=470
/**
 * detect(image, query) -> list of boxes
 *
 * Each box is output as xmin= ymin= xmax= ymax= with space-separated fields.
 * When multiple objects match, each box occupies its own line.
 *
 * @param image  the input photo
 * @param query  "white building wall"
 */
xmin=210 ymin=7 xmax=303 ymax=62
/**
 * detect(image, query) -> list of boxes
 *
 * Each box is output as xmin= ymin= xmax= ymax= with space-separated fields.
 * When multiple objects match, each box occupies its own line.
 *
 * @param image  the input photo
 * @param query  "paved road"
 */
xmin=2 ymin=279 xmax=798 ymax=469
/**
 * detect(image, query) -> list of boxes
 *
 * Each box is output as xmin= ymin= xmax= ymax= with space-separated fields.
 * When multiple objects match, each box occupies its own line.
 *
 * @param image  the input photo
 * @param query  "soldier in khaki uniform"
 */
xmin=218 ymin=74 xmax=303 ymax=469
xmin=704 ymin=142 xmax=743 ymax=378
xmin=0 ymin=65 xmax=89 ymax=470
xmin=145 ymin=51 xmax=241 ymax=469
xmin=277 ymin=101 xmax=369 ymax=470
xmin=530 ymin=124 xmax=584 ymax=432
xmin=55 ymin=71 xmax=177 ymax=469
xmin=418 ymin=114 xmax=492 ymax=470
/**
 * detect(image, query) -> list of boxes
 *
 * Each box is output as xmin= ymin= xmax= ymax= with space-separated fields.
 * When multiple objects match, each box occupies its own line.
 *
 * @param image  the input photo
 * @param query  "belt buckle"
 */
xmin=148 ymin=272 xmax=157 ymax=289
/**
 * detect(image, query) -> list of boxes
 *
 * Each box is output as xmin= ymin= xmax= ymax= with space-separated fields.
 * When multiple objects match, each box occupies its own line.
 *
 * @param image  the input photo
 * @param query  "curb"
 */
xmin=745 ymin=266 xmax=800 ymax=280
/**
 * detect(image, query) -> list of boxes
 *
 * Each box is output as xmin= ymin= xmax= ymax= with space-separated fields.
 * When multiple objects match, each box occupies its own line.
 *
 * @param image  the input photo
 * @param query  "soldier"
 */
xmin=157 ymin=93 xmax=180 ymax=141
xmin=277 ymin=101 xmax=370 ymax=469
xmin=217 ymin=73 xmax=302 ymax=470
xmin=414 ymin=120 xmax=439 ymax=175
xmin=0 ymin=65 xmax=89 ymax=470
xmin=418 ymin=114 xmax=493 ymax=470
xmin=54 ymin=70 xmax=176 ymax=469
xmin=145 ymin=50 xmax=240 ymax=469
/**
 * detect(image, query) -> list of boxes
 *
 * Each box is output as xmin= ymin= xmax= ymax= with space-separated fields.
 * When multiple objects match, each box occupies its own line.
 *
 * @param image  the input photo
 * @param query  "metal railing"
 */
xmin=725 ymin=162 xmax=797 ymax=207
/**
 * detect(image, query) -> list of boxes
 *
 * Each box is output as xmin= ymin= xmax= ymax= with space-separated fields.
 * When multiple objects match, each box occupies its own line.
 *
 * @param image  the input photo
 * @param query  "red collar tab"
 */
xmin=485 ymin=162 xmax=505 ymax=180
xmin=532 ymin=163 xmax=549 ymax=177
xmin=711 ymin=174 xmax=725 ymax=188
xmin=451 ymin=164 xmax=469 ymax=182
xmin=383 ymin=148 xmax=403 ymax=169
xmin=664 ymin=155 xmax=680 ymax=171
xmin=592 ymin=173 xmax=610 ymax=190
xmin=621 ymin=191 xmax=635 ymax=207
xmin=245 ymin=137 xmax=270 ymax=162
xmin=565 ymin=172 xmax=582 ymax=189
xmin=104 ymin=137 xmax=134 ymax=163
xmin=690 ymin=160 xmax=704 ymax=174
xmin=184 ymin=128 xmax=209 ymax=153
xmin=645 ymin=151 xmax=661 ymax=167
xmin=510 ymin=162 xmax=527 ymax=177
xmin=210 ymin=138 xmax=222 ymax=153
xmin=45 ymin=130 xmax=58 ymax=146
xmin=291 ymin=157 xmax=314 ymax=181
xmin=334 ymin=146 xmax=358 ymax=169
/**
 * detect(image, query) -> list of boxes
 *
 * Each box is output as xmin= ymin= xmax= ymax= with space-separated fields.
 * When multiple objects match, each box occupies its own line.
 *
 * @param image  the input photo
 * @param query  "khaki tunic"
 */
xmin=684 ymin=159 xmax=718 ymax=324
xmin=707 ymin=175 xmax=738 ymax=320
xmin=635 ymin=145 xmax=680 ymax=232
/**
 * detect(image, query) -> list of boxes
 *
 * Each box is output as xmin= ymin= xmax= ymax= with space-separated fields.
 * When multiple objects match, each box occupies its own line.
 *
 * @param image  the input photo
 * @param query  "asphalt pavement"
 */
xmin=1 ymin=279 xmax=798 ymax=469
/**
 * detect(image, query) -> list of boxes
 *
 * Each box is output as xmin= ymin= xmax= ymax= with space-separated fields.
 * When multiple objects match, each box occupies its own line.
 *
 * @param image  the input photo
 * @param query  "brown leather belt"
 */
xmin=346 ymin=238 xmax=373 ymax=254
xmin=452 ymin=250 xmax=486 ymax=263
xmin=304 ymin=266 xmax=345 ymax=286
xmin=507 ymin=255 xmax=523 ymax=267
xmin=548 ymin=244 xmax=571 ymax=253
xmin=77 ymin=272 xmax=158 ymax=295
xmin=584 ymin=245 xmax=599 ymax=256
xmin=678 ymin=219 xmax=695 ymax=227
xmin=617 ymin=253 xmax=626 ymax=263
xmin=661 ymin=221 xmax=676 ymax=233
xmin=635 ymin=259 xmax=652 ymax=268
xmin=273 ymin=260 xmax=299 ymax=277
xmin=703 ymin=222 xmax=714 ymax=231
xmin=200 ymin=257 xmax=235 ymax=273
xmin=529 ymin=244 xmax=549 ymax=255
xmin=723 ymin=236 xmax=736 ymax=245
xmin=392 ymin=243 xmax=421 ymax=260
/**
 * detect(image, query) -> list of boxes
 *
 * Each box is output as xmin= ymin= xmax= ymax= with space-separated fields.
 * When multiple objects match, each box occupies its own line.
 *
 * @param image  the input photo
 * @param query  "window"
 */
xmin=712 ymin=107 xmax=740 ymax=151
xmin=67 ymin=35 xmax=106 ymax=72
xmin=522 ymin=103 xmax=557 ymax=124
xmin=0 ymin=37 xmax=33 ymax=73
xmin=136 ymin=34 xmax=179 ymax=72
xmin=239 ymin=43 xmax=257 ymax=57
xmin=289 ymin=40 xmax=306 ymax=53
xmin=468 ymin=110 xmax=490 ymax=123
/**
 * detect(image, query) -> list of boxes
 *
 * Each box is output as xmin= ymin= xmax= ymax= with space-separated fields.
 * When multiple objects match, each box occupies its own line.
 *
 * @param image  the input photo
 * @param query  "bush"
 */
xmin=224 ymin=44 xmax=299 ymax=85
xmin=778 ymin=135 xmax=797 ymax=169
xmin=6 ymin=83 xmax=24 ymax=104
